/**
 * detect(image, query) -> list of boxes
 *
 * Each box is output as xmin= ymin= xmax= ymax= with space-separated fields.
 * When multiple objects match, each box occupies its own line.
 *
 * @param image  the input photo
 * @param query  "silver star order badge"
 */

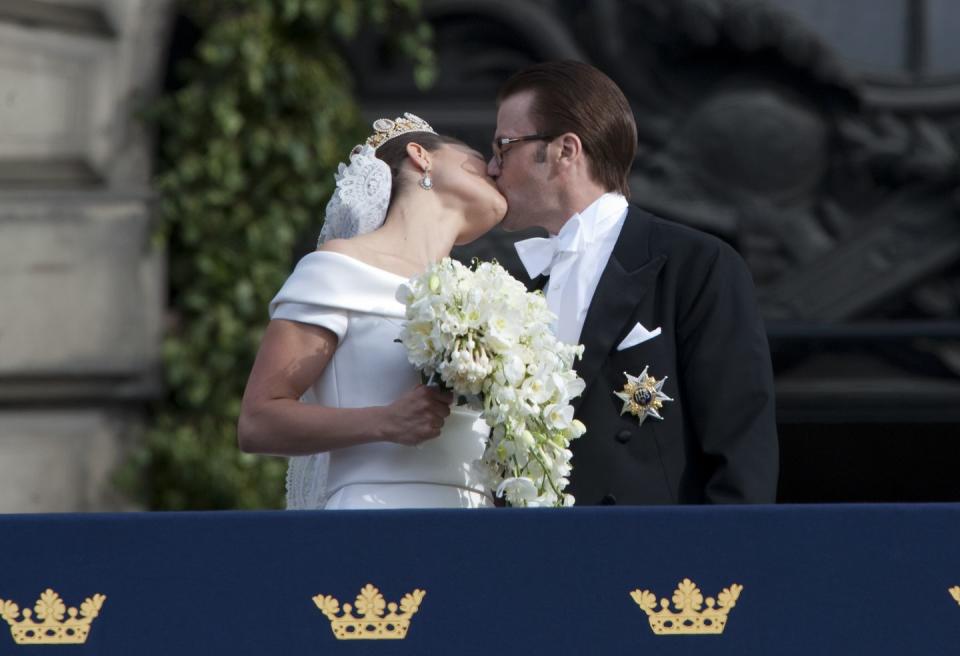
xmin=614 ymin=366 xmax=673 ymax=425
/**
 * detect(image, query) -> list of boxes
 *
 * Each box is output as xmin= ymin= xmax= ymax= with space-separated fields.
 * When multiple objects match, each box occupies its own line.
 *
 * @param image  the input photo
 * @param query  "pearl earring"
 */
xmin=419 ymin=168 xmax=433 ymax=190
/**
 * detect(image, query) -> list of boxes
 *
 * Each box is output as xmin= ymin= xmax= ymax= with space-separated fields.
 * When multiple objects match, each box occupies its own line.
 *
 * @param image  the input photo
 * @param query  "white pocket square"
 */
xmin=617 ymin=322 xmax=662 ymax=351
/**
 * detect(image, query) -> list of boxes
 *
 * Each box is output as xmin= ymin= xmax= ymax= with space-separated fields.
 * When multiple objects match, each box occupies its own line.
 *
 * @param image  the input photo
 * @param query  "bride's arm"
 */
xmin=237 ymin=319 xmax=452 ymax=456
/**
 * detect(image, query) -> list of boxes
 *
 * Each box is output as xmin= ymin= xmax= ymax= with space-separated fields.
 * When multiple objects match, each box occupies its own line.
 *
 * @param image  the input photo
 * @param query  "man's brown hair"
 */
xmin=497 ymin=60 xmax=637 ymax=198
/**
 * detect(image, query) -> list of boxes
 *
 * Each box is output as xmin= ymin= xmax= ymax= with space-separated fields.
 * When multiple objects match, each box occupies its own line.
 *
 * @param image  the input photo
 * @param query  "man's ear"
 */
xmin=405 ymin=141 xmax=431 ymax=172
xmin=557 ymin=133 xmax=583 ymax=164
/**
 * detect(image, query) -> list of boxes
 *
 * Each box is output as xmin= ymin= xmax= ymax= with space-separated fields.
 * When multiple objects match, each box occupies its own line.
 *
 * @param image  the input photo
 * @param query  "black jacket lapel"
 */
xmin=529 ymin=274 xmax=548 ymax=293
xmin=574 ymin=208 xmax=665 ymax=402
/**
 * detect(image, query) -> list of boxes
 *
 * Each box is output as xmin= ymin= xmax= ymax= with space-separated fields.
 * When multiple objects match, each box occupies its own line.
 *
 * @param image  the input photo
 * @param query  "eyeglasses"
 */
xmin=492 ymin=134 xmax=558 ymax=166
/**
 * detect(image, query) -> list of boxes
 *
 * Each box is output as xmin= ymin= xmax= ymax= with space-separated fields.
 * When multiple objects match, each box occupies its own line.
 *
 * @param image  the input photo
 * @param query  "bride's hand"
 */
xmin=381 ymin=384 xmax=454 ymax=446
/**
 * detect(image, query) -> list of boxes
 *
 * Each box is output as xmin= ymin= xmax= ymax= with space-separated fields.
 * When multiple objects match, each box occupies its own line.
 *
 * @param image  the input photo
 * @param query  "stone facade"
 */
xmin=0 ymin=0 xmax=173 ymax=512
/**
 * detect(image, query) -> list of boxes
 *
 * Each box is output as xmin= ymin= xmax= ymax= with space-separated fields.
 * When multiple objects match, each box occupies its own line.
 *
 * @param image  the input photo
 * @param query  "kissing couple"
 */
xmin=238 ymin=61 xmax=779 ymax=509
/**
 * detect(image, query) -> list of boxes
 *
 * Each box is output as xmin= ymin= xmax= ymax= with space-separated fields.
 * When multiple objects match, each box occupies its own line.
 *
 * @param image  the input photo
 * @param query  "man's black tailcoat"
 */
xmin=561 ymin=206 xmax=778 ymax=504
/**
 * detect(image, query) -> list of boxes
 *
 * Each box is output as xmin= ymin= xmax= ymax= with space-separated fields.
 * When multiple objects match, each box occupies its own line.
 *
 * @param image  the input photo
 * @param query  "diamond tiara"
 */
xmin=365 ymin=112 xmax=437 ymax=150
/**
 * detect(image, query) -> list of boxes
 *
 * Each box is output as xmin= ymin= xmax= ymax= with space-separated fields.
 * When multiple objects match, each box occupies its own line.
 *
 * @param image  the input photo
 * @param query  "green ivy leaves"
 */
xmin=122 ymin=0 xmax=435 ymax=509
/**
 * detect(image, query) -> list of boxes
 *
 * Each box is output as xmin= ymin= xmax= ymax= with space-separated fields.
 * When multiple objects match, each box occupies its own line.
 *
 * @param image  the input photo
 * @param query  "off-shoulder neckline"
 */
xmin=308 ymin=250 xmax=413 ymax=281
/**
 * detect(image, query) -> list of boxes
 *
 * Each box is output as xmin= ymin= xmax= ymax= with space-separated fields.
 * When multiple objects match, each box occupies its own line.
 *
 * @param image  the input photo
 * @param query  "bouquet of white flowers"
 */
xmin=396 ymin=257 xmax=586 ymax=507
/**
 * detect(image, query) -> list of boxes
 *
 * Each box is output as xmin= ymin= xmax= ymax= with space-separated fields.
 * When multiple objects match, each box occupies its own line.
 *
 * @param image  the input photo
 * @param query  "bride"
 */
xmin=238 ymin=113 xmax=507 ymax=509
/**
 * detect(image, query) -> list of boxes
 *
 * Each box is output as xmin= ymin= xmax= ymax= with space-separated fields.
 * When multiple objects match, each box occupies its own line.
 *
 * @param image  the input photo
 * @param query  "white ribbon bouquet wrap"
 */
xmin=396 ymin=257 xmax=587 ymax=507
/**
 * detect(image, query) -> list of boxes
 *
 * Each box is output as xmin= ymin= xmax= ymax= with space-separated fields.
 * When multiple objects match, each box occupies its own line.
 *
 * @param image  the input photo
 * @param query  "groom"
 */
xmin=487 ymin=61 xmax=778 ymax=504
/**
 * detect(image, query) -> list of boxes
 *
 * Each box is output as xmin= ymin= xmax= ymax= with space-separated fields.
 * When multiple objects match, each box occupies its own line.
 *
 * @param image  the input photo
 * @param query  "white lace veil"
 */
xmin=314 ymin=144 xmax=392 ymax=246
xmin=286 ymin=113 xmax=436 ymax=509
xmin=317 ymin=112 xmax=438 ymax=245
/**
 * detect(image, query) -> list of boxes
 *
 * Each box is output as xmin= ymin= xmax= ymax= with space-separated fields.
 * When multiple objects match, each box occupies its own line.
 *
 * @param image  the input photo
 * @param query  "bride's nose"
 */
xmin=486 ymin=155 xmax=500 ymax=178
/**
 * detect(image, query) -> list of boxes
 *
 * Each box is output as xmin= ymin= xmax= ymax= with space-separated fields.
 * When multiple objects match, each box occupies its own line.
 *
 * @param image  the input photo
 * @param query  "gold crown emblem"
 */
xmin=313 ymin=583 xmax=425 ymax=640
xmin=365 ymin=112 xmax=436 ymax=150
xmin=0 ymin=589 xmax=106 ymax=645
xmin=950 ymin=586 xmax=960 ymax=606
xmin=630 ymin=579 xmax=742 ymax=635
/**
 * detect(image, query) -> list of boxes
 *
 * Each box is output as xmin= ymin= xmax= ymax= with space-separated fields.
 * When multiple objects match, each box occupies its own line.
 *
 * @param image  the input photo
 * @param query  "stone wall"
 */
xmin=0 ymin=0 xmax=173 ymax=511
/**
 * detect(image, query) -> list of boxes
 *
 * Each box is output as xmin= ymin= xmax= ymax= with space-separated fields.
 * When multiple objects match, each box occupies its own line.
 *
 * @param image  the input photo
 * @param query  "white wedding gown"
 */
xmin=269 ymin=251 xmax=494 ymax=509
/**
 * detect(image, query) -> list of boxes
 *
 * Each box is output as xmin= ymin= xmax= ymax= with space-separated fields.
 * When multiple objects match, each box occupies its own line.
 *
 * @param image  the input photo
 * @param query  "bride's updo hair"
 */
xmin=376 ymin=132 xmax=467 ymax=204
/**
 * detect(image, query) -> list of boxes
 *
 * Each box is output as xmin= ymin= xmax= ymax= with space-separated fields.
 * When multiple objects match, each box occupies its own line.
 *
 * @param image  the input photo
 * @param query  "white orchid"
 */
xmin=496 ymin=477 xmax=538 ymax=505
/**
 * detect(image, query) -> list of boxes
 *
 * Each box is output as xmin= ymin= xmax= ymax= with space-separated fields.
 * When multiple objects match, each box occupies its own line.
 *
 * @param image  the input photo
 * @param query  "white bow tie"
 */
xmin=515 ymin=216 xmax=586 ymax=279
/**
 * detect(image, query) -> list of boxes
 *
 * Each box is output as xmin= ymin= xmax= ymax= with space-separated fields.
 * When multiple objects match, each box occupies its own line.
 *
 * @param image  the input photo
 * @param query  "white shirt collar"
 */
xmin=554 ymin=191 xmax=627 ymax=252
xmin=567 ymin=192 xmax=629 ymax=245
xmin=514 ymin=193 xmax=629 ymax=279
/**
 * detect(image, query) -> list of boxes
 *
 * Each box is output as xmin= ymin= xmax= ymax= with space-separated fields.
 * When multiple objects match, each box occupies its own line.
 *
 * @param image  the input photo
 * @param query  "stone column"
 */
xmin=0 ymin=0 xmax=174 ymax=511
